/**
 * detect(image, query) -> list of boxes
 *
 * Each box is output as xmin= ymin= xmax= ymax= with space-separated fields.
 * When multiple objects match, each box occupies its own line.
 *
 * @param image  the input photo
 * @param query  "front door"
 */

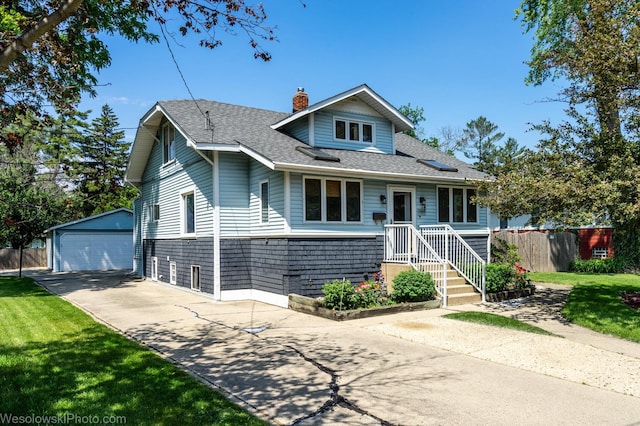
xmin=388 ymin=186 xmax=416 ymax=260
xmin=389 ymin=186 xmax=415 ymax=225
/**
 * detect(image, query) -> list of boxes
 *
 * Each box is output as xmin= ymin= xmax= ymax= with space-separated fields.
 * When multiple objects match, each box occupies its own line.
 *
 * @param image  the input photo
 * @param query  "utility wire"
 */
xmin=154 ymin=5 xmax=208 ymax=120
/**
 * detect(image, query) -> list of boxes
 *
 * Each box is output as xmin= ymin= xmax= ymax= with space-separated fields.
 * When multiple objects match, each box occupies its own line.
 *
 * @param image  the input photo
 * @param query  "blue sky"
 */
xmin=80 ymin=1 xmax=567 ymax=155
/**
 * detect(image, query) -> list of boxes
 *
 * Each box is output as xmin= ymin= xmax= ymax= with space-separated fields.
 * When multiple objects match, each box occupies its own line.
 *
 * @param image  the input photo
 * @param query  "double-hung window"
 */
xmin=334 ymin=117 xmax=374 ymax=143
xmin=147 ymin=204 xmax=160 ymax=222
xmin=181 ymin=189 xmax=196 ymax=236
xmin=437 ymin=187 xmax=477 ymax=223
xmin=162 ymin=122 xmax=176 ymax=164
xmin=304 ymin=177 xmax=361 ymax=222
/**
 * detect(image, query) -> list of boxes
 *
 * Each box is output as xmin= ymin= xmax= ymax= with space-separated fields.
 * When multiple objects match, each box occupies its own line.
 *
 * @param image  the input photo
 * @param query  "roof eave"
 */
xmin=271 ymin=84 xmax=414 ymax=132
xmin=273 ymin=162 xmax=482 ymax=184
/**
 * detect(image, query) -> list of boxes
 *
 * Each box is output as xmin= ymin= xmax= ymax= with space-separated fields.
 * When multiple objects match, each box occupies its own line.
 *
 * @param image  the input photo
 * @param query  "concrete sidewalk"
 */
xmin=24 ymin=271 xmax=640 ymax=425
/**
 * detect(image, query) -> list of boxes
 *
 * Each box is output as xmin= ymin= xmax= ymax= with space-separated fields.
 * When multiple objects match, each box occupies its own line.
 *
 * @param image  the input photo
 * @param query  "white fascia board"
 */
xmin=190 ymin=141 xmax=275 ymax=170
xmin=271 ymin=84 xmax=413 ymax=131
xmin=238 ymin=145 xmax=276 ymax=170
xmin=272 ymin=162 xmax=472 ymax=184
xmin=192 ymin=143 xmax=241 ymax=152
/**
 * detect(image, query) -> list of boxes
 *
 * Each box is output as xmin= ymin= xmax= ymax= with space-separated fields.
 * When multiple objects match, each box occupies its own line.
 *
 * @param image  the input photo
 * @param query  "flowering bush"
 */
xmin=353 ymin=273 xmax=390 ymax=308
xmin=322 ymin=272 xmax=391 ymax=310
xmin=486 ymin=262 xmax=530 ymax=293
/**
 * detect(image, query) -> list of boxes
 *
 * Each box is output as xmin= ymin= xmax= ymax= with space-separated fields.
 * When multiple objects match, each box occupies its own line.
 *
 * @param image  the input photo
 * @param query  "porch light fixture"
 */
xmin=380 ymin=194 xmax=387 ymax=204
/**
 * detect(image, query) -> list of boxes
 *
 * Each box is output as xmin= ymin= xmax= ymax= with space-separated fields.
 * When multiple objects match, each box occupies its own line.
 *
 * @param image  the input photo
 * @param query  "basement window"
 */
xmin=191 ymin=265 xmax=200 ymax=291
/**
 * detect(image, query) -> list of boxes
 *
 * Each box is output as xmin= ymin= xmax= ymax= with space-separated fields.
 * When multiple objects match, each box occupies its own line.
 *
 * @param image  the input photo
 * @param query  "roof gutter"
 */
xmin=272 ymin=162 xmax=483 ymax=184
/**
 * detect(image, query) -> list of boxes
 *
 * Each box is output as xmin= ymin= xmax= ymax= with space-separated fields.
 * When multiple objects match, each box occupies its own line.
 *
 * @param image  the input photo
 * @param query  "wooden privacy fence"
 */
xmin=0 ymin=248 xmax=46 ymax=270
xmin=492 ymin=231 xmax=577 ymax=272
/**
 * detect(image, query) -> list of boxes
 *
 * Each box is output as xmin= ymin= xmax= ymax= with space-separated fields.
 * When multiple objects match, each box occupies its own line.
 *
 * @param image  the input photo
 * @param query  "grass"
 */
xmin=0 ymin=276 xmax=267 ymax=425
xmin=443 ymin=311 xmax=555 ymax=335
xmin=529 ymin=272 xmax=640 ymax=343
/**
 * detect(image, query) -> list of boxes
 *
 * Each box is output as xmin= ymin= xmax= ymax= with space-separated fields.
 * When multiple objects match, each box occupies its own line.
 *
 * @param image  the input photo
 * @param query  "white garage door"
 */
xmin=59 ymin=232 xmax=133 ymax=272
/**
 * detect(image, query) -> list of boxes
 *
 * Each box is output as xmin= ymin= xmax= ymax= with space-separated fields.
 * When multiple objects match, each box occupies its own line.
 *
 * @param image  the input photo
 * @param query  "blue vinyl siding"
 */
xmin=141 ymin=130 xmax=213 ymax=239
xmin=313 ymin=109 xmax=394 ymax=153
xmin=288 ymin=173 xmax=488 ymax=233
xmin=249 ymin=161 xmax=286 ymax=234
xmin=219 ymin=152 xmax=250 ymax=235
xmin=57 ymin=210 xmax=133 ymax=231
xmin=284 ymin=116 xmax=309 ymax=144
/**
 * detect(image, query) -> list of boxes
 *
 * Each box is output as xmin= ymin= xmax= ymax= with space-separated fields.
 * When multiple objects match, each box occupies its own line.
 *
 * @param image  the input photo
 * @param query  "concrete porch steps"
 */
xmin=381 ymin=262 xmax=482 ymax=306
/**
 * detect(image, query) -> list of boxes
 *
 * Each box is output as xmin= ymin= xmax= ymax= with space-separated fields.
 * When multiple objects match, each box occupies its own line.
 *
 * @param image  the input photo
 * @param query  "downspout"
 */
xmin=126 ymin=181 xmax=142 ymax=275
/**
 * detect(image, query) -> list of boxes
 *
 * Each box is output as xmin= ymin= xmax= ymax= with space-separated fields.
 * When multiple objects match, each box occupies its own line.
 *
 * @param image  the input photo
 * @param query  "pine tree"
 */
xmin=73 ymin=104 xmax=136 ymax=217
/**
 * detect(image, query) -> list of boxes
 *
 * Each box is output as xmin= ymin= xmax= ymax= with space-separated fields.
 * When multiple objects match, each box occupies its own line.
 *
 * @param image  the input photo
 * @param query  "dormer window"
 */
xmin=334 ymin=117 xmax=374 ymax=143
xmin=162 ymin=122 xmax=176 ymax=164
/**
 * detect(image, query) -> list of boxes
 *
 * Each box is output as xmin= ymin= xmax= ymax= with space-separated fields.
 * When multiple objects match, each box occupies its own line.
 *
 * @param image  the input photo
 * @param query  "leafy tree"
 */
xmin=477 ymin=0 xmax=640 ymax=265
xmin=398 ymin=103 xmax=426 ymax=140
xmin=0 ymin=1 xmax=277 ymax=142
xmin=0 ymin=132 xmax=71 ymax=276
xmin=399 ymin=103 xmax=451 ymax=151
xmin=72 ymin=104 xmax=137 ymax=217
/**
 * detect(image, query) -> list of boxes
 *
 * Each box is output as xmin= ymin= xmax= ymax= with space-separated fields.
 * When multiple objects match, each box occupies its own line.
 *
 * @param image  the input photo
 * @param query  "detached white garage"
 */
xmin=46 ymin=208 xmax=134 ymax=272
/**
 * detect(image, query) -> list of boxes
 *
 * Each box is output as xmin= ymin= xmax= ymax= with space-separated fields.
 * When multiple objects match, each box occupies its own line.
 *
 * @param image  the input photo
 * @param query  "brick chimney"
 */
xmin=292 ymin=87 xmax=308 ymax=112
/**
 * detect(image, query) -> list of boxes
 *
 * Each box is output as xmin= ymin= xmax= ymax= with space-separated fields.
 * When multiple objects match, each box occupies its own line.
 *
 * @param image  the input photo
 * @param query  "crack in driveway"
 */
xmin=175 ymin=304 xmax=393 ymax=425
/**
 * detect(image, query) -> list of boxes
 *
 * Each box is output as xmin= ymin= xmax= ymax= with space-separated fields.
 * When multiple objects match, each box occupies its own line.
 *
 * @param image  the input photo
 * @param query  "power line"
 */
xmin=154 ymin=4 xmax=207 ymax=120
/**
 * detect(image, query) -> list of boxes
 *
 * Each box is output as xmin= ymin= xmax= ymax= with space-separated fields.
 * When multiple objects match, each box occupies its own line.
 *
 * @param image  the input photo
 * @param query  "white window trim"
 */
xmin=303 ymin=176 xmax=363 ymax=224
xmin=333 ymin=116 xmax=375 ymax=144
xmin=191 ymin=265 xmax=201 ymax=291
xmin=151 ymin=256 xmax=158 ymax=281
xmin=437 ymin=186 xmax=478 ymax=224
xmin=162 ymin=122 xmax=176 ymax=165
xmin=169 ymin=261 xmax=177 ymax=285
xmin=180 ymin=187 xmax=196 ymax=237
xmin=260 ymin=179 xmax=269 ymax=224
xmin=147 ymin=203 xmax=160 ymax=222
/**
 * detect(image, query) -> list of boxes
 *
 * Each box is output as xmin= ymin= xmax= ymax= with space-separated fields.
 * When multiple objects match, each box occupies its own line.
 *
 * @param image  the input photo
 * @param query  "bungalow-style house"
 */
xmin=126 ymin=84 xmax=490 ymax=307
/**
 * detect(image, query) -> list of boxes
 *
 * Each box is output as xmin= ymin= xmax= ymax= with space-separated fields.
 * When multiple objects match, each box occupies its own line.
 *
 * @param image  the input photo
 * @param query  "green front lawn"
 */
xmin=529 ymin=272 xmax=640 ymax=343
xmin=0 ymin=277 xmax=267 ymax=425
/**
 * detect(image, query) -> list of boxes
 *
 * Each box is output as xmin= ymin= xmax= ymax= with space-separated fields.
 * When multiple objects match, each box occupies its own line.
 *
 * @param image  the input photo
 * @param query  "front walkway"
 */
xmin=21 ymin=270 xmax=640 ymax=425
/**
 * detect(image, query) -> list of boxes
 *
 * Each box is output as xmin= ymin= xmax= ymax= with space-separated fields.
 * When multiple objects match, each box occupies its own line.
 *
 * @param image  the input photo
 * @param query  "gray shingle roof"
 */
xmin=144 ymin=99 xmax=487 ymax=183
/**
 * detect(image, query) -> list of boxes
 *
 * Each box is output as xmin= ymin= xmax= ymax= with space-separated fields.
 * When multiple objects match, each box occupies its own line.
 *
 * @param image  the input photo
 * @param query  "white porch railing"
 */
xmin=420 ymin=224 xmax=485 ymax=301
xmin=383 ymin=224 xmax=486 ymax=306
xmin=383 ymin=224 xmax=449 ymax=306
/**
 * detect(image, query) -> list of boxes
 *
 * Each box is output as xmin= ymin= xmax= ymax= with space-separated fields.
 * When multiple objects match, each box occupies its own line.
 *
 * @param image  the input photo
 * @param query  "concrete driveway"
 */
xmin=23 ymin=270 xmax=640 ymax=425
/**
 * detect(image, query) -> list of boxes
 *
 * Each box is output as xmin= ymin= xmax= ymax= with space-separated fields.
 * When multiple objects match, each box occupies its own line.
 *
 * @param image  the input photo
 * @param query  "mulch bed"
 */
xmin=621 ymin=291 xmax=640 ymax=310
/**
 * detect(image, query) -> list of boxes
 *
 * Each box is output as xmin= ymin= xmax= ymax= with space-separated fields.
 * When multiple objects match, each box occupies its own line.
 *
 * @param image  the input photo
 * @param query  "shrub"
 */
xmin=353 ymin=279 xmax=389 ymax=308
xmin=486 ymin=263 xmax=515 ymax=293
xmin=390 ymin=270 xmax=435 ymax=303
xmin=570 ymin=257 xmax=627 ymax=274
xmin=322 ymin=279 xmax=357 ymax=310
xmin=486 ymin=262 xmax=531 ymax=293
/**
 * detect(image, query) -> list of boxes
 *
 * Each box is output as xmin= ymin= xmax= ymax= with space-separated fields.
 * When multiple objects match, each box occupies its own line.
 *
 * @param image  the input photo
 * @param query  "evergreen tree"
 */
xmin=73 ymin=104 xmax=136 ymax=217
